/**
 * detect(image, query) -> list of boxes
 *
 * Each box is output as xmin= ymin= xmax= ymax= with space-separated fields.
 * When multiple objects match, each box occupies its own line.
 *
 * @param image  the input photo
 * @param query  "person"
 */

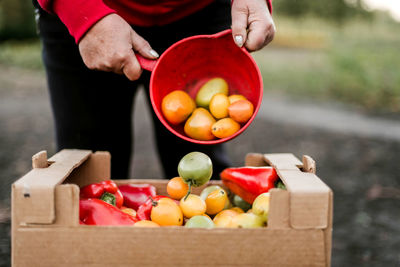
xmin=33 ymin=0 xmax=275 ymax=179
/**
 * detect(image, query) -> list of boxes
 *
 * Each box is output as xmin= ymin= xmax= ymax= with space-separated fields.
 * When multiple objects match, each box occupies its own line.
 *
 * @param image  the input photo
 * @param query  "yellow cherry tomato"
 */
xmin=209 ymin=93 xmax=230 ymax=119
xmin=205 ymin=189 xmax=228 ymax=215
xmin=167 ymin=177 xmax=189 ymax=200
xmin=134 ymin=220 xmax=160 ymax=227
xmin=151 ymin=200 xmax=183 ymax=226
xmin=180 ymin=194 xmax=206 ymax=218
xmin=228 ymin=94 xmax=247 ymax=104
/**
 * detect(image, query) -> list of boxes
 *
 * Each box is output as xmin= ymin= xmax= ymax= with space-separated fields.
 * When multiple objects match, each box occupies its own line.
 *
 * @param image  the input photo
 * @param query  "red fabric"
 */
xmin=37 ymin=0 xmax=272 ymax=44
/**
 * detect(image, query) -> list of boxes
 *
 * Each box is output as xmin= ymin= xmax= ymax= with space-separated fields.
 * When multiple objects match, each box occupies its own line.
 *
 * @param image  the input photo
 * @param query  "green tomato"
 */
xmin=200 ymin=185 xmax=221 ymax=200
xmin=185 ymin=215 xmax=215 ymax=228
xmin=195 ymin=77 xmax=229 ymax=109
xmin=178 ymin=152 xmax=213 ymax=187
xmin=232 ymin=194 xmax=252 ymax=212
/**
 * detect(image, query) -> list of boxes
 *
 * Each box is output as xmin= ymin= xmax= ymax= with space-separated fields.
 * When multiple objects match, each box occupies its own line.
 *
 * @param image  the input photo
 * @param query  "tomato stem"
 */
xmin=149 ymin=196 xmax=158 ymax=207
xmin=183 ymin=181 xmax=192 ymax=201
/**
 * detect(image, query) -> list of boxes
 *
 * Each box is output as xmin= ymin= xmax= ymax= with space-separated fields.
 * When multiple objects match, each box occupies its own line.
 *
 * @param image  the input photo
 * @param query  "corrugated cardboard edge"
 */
xmin=64 ymin=151 xmax=111 ymax=187
xmin=12 ymin=149 xmax=92 ymax=225
xmin=262 ymin=153 xmax=331 ymax=230
xmin=12 ymin=149 xmax=111 ymax=267
xmin=246 ymin=152 xmax=333 ymax=267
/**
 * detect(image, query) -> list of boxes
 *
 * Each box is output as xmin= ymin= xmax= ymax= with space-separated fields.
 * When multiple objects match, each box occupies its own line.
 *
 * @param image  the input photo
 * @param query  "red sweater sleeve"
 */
xmin=37 ymin=0 xmax=115 ymax=43
xmin=267 ymin=0 xmax=273 ymax=14
xmin=37 ymin=0 xmax=273 ymax=44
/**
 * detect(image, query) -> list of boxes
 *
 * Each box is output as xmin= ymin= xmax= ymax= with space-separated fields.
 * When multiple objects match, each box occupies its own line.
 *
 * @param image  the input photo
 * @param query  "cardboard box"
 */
xmin=12 ymin=149 xmax=332 ymax=266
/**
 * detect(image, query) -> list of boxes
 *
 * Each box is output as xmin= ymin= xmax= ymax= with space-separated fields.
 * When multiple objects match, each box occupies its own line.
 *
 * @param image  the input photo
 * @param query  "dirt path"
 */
xmin=1 ymin=65 xmax=399 ymax=266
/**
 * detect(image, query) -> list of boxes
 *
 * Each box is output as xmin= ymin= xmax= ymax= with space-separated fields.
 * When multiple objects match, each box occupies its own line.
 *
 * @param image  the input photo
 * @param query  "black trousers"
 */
xmin=36 ymin=0 xmax=232 ymax=179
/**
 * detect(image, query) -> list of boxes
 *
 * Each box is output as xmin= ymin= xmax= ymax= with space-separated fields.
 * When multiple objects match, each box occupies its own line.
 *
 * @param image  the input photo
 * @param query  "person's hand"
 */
xmin=78 ymin=14 xmax=159 ymax=81
xmin=231 ymin=0 xmax=276 ymax=52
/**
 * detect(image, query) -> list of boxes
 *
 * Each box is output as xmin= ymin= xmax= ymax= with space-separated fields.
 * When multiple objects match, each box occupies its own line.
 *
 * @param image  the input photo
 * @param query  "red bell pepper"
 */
xmin=80 ymin=180 xmax=124 ymax=208
xmin=220 ymin=166 xmax=279 ymax=204
xmin=118 ymin=183 xmax=157 ymax=210
xmin=79 ymin=198 xmax=138 ymax=225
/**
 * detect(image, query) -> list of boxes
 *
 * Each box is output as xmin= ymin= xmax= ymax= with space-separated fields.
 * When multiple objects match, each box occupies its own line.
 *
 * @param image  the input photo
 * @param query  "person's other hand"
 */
xmin=231 ymin=0 xmax=276 ymax=52
xmin=78 ymin=14 xmax=159 ymax=81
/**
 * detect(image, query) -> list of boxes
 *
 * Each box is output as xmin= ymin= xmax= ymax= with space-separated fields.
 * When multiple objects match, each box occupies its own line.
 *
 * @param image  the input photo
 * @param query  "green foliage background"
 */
xmin=0 ymin=0 xmax=36 ymax=40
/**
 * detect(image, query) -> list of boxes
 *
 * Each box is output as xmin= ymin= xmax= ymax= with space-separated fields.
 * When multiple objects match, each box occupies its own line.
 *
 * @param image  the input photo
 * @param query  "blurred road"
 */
xmin=0 ymin=64 xmax=399 ymax=266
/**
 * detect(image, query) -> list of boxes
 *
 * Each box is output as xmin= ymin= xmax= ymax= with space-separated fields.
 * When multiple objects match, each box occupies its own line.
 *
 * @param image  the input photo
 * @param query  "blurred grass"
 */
xmin=254 ymin=16 xmax=400 ymax=113
xmin=1 ymin=15 xmax=400 ymax=113
xmin=0 ymin=39 xmax=43 ymax=70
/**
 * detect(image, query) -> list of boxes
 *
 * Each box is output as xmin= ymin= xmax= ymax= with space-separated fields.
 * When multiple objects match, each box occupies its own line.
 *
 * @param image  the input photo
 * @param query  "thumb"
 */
xmin=130 ymin=30 xmax=159 ymax=59
xmin=231 ymin=3 xmax=248 ymax=47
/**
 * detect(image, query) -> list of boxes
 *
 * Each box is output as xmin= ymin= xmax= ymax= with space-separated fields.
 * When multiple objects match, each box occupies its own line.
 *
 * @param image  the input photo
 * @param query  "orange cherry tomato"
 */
xmin=162 ymin=90 xmax=195 ymax=125
xmin=167 ymin=177 xmax=189 ymax=200
xmin=179 ymin=194 xmax=206 ymax=218
xmin=229 ymin=207 xmax=245 ymax=214
xmin=134 ymin=220 xmax=160 ymax=227
xmin=211 ymin=118 xmax=241 ymax=139
xmin=205 ymin=189 xmax=228 ymax=215
xmin=228 ymin=99 xmax=254 ymax=124
xmin=151 ymin=200 xmax=183 ymax=226
xmin=213 ymin=209 xmax=239 ymax=228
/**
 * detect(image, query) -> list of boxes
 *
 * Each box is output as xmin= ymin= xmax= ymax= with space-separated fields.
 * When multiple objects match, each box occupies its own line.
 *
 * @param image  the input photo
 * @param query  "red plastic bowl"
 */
xmin=136 ymin=29 xmax=263 ymax=144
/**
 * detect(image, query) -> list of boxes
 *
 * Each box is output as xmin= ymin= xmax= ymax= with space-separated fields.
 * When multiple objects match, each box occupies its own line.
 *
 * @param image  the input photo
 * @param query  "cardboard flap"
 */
xmin=262 ymin=153 xmax=303 ymax=170
xmin=263 ymin=153 xmax=331 ymax=229
xmin=277 ymin=169 xmax=331 ymax=229
xmin=13 ymin=149 xmax=91 ymax=224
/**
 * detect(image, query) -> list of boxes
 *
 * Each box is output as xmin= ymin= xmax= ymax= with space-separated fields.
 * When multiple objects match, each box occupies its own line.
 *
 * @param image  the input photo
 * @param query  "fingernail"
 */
xmin=234 ymin=35 xmax=243 ymax=47
xmin=149 ymin=49 xmax=159 ymax=58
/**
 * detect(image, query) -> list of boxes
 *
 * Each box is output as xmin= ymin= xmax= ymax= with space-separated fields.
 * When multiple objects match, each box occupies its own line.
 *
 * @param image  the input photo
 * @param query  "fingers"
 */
xmin=245 ymin=17 xmax=275 ymax=52
xmin=231 ymin=2 xmax=249 ymax=48
xmin=231 ymin=0 xmax=276 ymax=52
xmin=121 ymin=51 xmax=143 ymax=81
xmin=131 ymin=30 xmax=159 ymax=59
xmin=78 ymin=14 xmax=159 ymax=81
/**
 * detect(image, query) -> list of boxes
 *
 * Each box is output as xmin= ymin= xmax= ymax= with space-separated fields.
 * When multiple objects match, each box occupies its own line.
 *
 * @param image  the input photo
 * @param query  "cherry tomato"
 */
xmin=178 ymin=152 xmax=213 ymax=193
xmin=213 ymin=209 xmax=239 ymax=228
xmin=232 ymin=194 xmax=252 ymax=212
xmin=230 ymin=213 xmax=265 ymax=228
xmin=167 ymin=177 xmax=189 ymax=200
xmin=185 ymin=215 xmax=215 ymax=228
xmin=228 ymin=94 xmax=247 ymax=104
xmin=205 ymin=189 xmax=228 ymax=215
xmin=229 ymin=207 xmax=245 ymax=214
xmin=200 ymin=185 xmax=222 ymax=200
xmin=151 ymin=200 xmax=183 ymax=226
xmin=134 ymin=220 xmax=160 ymax=227
xmin=209 ymin=93 xmax=230 ymax=119
xmin=120 ymin=208 xmax=137 ymax=218
xmin=180 ymin=194 xmax=206 ymax=218
xmin=252 ymin=192 xmax=270 ymax=223
xmin=228 ymin=99 xmax=254 ymax=124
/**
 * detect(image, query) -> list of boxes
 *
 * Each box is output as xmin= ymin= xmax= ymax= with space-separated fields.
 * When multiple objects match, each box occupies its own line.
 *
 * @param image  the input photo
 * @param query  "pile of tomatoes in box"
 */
xmin=161 ymin=77 xmax=254 ymax=141
xmin=79 ymin=152 xmax=284 ymax=228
